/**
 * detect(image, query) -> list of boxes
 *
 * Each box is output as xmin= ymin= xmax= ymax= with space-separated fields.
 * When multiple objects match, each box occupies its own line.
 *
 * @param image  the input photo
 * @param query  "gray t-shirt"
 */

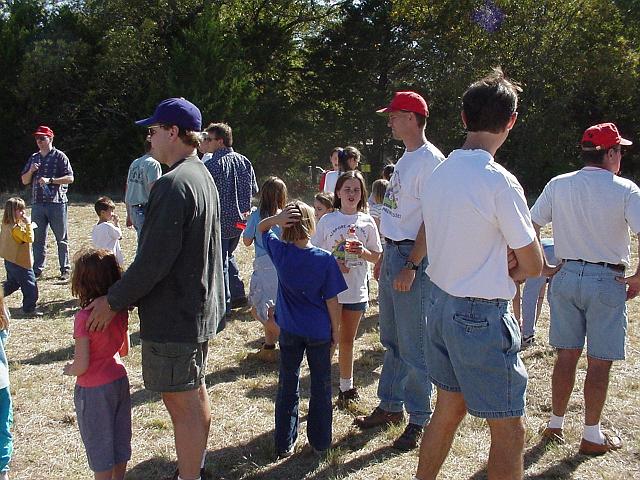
xmin=125 ymin=153 xmax=162 ymax=206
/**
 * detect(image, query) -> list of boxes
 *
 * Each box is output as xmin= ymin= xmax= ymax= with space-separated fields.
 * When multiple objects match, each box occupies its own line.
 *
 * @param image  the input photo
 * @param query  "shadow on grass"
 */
xmin=468 ymin=438 xmax=590 ymax=480
xmin=125 ymin=456 xmax=175 ymax=479
xmin=41 ymin=297 xmax=77 ymax=317
xmin=20 ymin=344 xmax=74 ymax=365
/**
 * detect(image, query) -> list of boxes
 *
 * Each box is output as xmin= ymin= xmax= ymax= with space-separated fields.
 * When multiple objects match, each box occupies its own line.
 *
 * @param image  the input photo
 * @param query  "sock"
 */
xmin=583 ymin=423 xmax=605 ymax=444
xmin=263 ymin=343 xmax=276 ymax=350
xmin=201 ymin=449 xmax=207 ymax=468
xmin=178 ymin=477 xmax=201 ymax=480
xmin=339 ymin=377 xmax=353 ymax=392
xmin=548 ymin=414 xmax=564 ymax=429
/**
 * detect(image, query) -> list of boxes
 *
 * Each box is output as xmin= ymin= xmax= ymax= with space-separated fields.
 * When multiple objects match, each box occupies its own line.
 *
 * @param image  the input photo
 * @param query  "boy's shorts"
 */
xmin=142 ymin=340 xmax=208 ymax=392
xmin=426 ymin=283 xmax=527 ymax=418
xmin=75 ymin=376 xmax=131 ymax=472
xmin=548 ymin=261 xmax=627 ymax=360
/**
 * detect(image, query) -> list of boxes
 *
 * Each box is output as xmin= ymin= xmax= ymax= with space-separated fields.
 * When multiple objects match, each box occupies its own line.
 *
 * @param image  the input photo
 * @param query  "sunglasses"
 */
xmin=147 ymin=124 xmax=169 ymax=136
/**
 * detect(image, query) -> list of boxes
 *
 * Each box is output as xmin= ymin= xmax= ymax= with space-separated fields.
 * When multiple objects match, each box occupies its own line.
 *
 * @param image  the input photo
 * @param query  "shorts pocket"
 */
xmin=501 ymin=313 xmax=521 ymax=354
xmin=597 ymin=277 xmax=626 ymax=308
xmin=150 ymin=344 xmax=197 ymax=388
xmin=549 ymin=270 xmax=566 ymax=297
xmin=453 ymin=314 xmax=489 ymax=333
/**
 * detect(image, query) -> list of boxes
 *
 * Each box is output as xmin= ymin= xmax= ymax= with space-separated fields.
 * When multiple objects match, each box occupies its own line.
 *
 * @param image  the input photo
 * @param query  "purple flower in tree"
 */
xmin=471 ymin=0 xmax=505 ymax=33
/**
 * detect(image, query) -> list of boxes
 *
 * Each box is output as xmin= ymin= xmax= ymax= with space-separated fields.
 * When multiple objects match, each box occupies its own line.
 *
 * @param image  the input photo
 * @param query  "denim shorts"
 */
xmin=74 ymin=376 xmax=131 ymax=472
xmin=426 ymin=283 xmax=527 ymax=418
xmin=341 ymin=301 xmax=368 ymax=312
xmin=142 ymin=341 xmax=208 ymax=392
xmin=548 ymin=261 xmax=627 ymax=360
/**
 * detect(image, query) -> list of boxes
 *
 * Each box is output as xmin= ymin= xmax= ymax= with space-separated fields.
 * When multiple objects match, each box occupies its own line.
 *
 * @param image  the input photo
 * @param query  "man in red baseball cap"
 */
xmin=531 ymin=122 xmax=638 ymax=455
xmin=353 ymin=91 xmax=443 ymax=451
xmin=20 ymin=125 xmax=74 ymax=281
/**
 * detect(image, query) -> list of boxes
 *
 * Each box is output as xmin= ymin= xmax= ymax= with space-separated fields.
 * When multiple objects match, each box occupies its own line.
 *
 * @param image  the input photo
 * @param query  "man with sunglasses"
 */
xmin=88 ymin=98 xmax=225 ymax=480
xmin=532 ymin=122 xmax=639 ymax=455
xmin=20 ymin=125 xmax=74 ymax=280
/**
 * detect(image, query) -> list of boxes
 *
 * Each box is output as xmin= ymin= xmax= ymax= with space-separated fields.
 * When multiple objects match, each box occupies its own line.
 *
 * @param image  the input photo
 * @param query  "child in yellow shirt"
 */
xmin=0 ymin=198 xmax=41 ymax=317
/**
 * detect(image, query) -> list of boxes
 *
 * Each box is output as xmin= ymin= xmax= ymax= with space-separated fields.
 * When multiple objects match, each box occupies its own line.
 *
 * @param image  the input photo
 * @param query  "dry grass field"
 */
xmin=1 ymin=199 xmax=639 ymax=479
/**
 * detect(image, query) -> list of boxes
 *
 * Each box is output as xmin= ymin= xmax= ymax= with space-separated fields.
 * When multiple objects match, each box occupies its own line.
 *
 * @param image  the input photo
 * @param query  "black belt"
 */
xmin=385 ymin=238 xmax=415 ymax=246
xmin=565 ymin=259 xmax=625 ymax=272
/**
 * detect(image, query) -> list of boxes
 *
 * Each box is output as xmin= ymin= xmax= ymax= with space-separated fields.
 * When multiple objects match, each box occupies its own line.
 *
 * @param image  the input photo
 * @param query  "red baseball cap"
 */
xmin=376 ymin=91 xmax=429 ymax=117
xmin=581 ymin=123 xmax=632 ymax=150
xmin=33 ymin=125 xmax=54 ymax=137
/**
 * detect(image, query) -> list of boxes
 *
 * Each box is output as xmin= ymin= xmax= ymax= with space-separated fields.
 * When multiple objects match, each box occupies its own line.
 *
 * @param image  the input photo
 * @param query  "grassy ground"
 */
xmin=2 ymin=200 xmax=639 ymax=479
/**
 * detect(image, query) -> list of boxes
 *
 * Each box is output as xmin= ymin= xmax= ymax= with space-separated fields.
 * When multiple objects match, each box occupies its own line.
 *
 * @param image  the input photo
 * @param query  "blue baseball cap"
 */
xmin=135 ymin=97 xmax=202 ymax=131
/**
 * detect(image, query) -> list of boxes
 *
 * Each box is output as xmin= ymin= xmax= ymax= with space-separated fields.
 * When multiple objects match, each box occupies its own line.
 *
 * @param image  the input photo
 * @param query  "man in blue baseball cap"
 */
xmin=87 ymin=97 xmax=224 ymax=480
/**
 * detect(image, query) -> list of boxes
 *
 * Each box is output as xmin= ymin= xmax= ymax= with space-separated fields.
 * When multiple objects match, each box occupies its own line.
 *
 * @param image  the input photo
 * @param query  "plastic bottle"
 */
xmin=344 ymin=224 xmax=359 ymax=268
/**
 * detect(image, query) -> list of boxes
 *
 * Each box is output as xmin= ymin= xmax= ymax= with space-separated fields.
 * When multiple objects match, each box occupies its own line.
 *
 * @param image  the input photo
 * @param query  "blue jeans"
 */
xmin=31 ymin=202 xmax=70 ymax=276
xmin=221 ymin=236 xmax=246 ymax=309
xmin=275 ymin=330 xmax=332 ymax=453
xmin=129 ymin=205 xmax=146 ymax=238
xmin=377 ymin=243 xmax=433 ymax=426
xmin=3 ymin=261 xmax=38 ymax=312
xmin=521 ymin=239 xmax=557 ymax=338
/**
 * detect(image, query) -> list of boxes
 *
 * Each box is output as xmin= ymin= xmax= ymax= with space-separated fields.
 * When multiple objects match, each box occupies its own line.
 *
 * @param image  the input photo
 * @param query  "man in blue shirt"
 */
xmin=203 ymin=123 xmax=258 ymax=316
xmin=20 ymin=125 xmax=74 ymax=280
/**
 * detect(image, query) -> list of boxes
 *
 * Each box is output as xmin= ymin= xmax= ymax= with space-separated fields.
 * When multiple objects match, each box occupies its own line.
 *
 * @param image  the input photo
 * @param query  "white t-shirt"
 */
xmin=422 ymin=149 xmax=535 ymax=300
xmin=323 ymin=170 xmax=340 ymax=194
xmin=380 ymin=142 xmax=444 ymax=241
xmin=91 ymin=222 xmax=124 ymax=266
xmin=312 ymin=210 xmax=382 ymax=304
xmin=531 ymin=167 xmax=640 ymax=267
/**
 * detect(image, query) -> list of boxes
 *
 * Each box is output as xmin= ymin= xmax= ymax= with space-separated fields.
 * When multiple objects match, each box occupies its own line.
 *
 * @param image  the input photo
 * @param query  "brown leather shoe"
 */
xmin=353 ymin=406 xmax=404 ymax=429
xmin=579 ymin=432 xmax=622 ymax=456
xmin=392 ymin=423 xmax=423 ymax=451
xmin=541 ymin=427 xmax=565 ymax=444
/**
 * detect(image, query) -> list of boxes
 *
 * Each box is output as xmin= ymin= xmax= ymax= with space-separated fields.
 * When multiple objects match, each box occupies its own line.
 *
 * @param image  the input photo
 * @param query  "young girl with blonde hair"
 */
xmin=0 ymin=197 xmax=40 ymax=317
xmin=258 ymin=201 xmax=347 ymax=457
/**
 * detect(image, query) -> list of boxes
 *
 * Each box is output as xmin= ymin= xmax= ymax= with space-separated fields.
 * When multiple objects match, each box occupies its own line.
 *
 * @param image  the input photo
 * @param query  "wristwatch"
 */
xmin=403 ymin=260 xmax=419 ymax=271
xmin=48 ymin=177 xmax=54 ymax=185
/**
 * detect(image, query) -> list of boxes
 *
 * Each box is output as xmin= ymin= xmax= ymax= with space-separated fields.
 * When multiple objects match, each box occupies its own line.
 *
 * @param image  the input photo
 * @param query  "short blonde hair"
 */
xmin=281 ymin=200 xmax=315 ymax=242
xmin=3 ymin=197 xmax=26 ymax=225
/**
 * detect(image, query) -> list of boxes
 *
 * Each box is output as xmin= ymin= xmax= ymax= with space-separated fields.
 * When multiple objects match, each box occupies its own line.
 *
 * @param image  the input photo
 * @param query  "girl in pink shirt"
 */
xmin=63 ymin=249 xmax=130 ymax=480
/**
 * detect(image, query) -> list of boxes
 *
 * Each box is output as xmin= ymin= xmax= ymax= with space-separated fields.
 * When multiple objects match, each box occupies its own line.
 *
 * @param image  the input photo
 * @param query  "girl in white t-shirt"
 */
xmin=312 ymin=170 xmax=382 ymax=409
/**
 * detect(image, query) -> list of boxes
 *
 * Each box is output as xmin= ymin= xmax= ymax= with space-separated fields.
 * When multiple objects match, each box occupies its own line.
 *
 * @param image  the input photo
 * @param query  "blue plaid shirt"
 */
xmin=21 ymin=148 xmax=73 ymax=204
xmin=204 ymin=147 xmax=258 ymax=238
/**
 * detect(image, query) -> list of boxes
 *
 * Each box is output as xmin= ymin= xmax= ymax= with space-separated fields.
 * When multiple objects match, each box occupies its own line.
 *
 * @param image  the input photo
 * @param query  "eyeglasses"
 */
xmin=147 ymin=124 xmax=169 ymax=136
xmin=35 ymin=136 xmax=49 ymax=141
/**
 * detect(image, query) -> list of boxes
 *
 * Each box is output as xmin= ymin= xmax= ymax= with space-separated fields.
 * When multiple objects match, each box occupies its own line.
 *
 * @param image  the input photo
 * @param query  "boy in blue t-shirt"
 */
xmin=259 ymin=201 xmax=347 ymax=458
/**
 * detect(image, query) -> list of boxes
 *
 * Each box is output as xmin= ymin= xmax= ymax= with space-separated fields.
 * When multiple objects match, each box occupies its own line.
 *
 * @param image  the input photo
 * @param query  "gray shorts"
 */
xmin=142 ymin=340 xmax=209 ymax=392
xmin=74 ymin=376 xmax=132 ymax=472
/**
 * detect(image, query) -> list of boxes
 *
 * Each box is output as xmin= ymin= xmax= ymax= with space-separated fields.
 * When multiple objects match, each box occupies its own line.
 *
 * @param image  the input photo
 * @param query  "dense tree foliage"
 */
xmin=1 ymin=0 xmax=638 ymax=196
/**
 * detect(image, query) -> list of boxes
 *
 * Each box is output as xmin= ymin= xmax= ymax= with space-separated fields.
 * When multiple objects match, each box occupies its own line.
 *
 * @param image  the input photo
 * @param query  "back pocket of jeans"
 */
xmin=597 ymin=277 xmax=625 ymax=308
xmin=453 ymin=314 xmax=489 ymax=333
